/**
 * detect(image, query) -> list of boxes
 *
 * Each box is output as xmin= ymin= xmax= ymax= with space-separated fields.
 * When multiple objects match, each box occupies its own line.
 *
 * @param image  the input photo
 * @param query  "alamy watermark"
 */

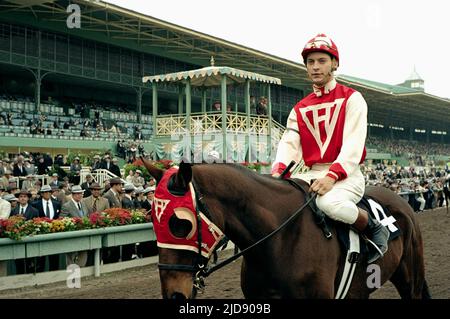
xmin=66 ymin=264 xmax=81 ymax=289
xmin=66 ymin=1 xmax=102 ymax=29
xmin=366 ymin=264 xmax=381 ymax=289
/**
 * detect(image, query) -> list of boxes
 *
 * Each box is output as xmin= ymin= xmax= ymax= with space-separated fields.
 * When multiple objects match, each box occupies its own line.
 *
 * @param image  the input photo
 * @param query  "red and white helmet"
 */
xmin=301 ymin=33 xmax=339 ymax=64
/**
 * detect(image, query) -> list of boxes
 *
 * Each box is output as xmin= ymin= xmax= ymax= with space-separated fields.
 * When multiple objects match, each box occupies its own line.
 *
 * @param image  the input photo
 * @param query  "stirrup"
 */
xmin=361 ymin=235 xmax=387 ymax=264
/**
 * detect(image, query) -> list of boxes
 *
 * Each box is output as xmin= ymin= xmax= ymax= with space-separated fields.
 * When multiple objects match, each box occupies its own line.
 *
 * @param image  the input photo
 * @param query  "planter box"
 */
xmin=0 ymin=240 xmax=26 ymax=261
xmin=0 ymin=223 xmax=155 ymax=259
xmin=0 ymin=228 xmax=104 ymax=259
xmin=102 ymin=223 xmax=156 ymax=247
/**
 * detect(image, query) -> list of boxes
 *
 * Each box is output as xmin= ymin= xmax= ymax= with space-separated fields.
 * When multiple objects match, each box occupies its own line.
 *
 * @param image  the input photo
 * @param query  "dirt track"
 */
xmin=1 ymin=207 xmax=448 ymax=299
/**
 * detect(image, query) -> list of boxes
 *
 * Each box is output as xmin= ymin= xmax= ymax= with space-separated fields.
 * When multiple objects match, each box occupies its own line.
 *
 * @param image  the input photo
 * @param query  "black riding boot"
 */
xmin=365 ymin=213 xmax=390 ymax=263
xmin=352 ymin=209 xmax=390 ymax=264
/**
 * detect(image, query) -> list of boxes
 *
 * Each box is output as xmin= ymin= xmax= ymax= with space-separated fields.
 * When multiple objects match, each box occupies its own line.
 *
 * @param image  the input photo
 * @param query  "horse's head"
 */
xmin=141 ymin=158 xmax=224 ymax=299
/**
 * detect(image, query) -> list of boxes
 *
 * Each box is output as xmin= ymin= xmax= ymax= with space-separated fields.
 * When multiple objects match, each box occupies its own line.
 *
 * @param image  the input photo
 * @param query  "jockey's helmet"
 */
xmin=301 ymin=33 xmax=339 ymax=65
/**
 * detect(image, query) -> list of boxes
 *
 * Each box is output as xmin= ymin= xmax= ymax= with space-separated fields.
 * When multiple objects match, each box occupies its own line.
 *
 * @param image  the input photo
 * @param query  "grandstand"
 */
xmin=0 ymin=0 xmax=450 ymax=166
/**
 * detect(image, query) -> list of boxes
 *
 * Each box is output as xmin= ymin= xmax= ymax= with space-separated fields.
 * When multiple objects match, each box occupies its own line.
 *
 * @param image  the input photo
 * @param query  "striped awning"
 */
xmin=142 ymin=66 xmax=281 ymax=86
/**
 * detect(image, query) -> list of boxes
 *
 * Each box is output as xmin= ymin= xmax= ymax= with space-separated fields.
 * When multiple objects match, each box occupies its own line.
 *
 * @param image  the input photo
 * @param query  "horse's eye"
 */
xmin=168 ymin=212 xmax=194 ymax=239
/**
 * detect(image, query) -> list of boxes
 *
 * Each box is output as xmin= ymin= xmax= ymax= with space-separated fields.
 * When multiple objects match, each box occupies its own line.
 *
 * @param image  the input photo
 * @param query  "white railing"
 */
xmin=86 ymin=169 xmax=121 ymax=187
xmin=9 ymin=175 xmax=52 ymax=189
xmin=155 ymin=112 xmax=285 ymax=137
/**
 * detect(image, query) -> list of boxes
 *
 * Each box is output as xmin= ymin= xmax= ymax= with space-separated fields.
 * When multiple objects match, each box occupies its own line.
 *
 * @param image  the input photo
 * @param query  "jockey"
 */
xmin=272 ymin=33 xmax=389 ymax=263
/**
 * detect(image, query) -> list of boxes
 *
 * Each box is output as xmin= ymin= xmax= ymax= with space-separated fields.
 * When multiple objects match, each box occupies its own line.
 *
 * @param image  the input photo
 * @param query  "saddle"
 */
xmin=286 ymin=178 xmax=401 ymax=259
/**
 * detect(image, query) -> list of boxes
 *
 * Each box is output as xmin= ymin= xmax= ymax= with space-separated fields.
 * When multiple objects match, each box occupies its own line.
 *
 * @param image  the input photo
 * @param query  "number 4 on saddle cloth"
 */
xmin=317 ymin=195 xmax=402 ymax=262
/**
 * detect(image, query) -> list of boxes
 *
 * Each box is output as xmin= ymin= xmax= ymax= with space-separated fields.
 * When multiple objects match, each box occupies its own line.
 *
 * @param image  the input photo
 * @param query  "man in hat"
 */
xmin=133 ymin=186 xmax=145 ymax=209
xmin=103 ymin=178 xmax=123 ymax=208
xmin=122 ymin=183 xmax=136 ymax=210
xmin=110 ymin=158 xmax=121 ymax=178
xmin=272 ymin=33 xmax=389 ymax=264
xmin=82 ymin=183 xmax=109 ymax=215
xmin=61 ymin=185 xmax=88 ymax=218
xmin=70 ymin=157 xmax=82 ymax=185
xmin=10 ymin=190 xmax=39 ymax=274
xmin=13 ymin=155 xmax=27 ymax=177
xmin=92 ymin=155 xmax=102 ymax=171
xmin=49 ymin=173 xmax=60 ymax=188
xmin=101 ymin=154 xmax=112 ymax=171
xmin=61 ymin=185 xmax=89 ymax=267
xmin=140 ymin=186 xmax=155 ymax=213
xmin=31 ymin=185 xmax=62 ymax=271
xmin=11 ymin=190 xmax=39 ymax=220
xmin=32 ymin=185 xmax=61 ymax=219
xmin=0 ymin=185 xmax=12 ymax=219
xmin=7 ymin=182 xmax=19 ymax=195
xmin=50 ymin=186 xmax=60 ymax=202
xmin=3 ymin=193 xmax=18 ymax=210
xmin=0 ymin=170 xmax=11 ymax=190
xmin=102 ymin=178 xmax=124 ymax=263
xmin=21 ymin=175 xmax=35 ymax=191
xmin=132 ymin=170 xmax=144 ymax=188
xmin=80 ymin=173 xmax=94 ymax=197
xmin=83 ymin=183 xmax=110 ymax=267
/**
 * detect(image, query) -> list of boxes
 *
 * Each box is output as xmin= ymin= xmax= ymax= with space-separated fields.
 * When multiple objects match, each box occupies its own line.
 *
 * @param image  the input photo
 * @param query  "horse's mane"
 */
xmin=191 ymin=163 xmax=291 ymax=195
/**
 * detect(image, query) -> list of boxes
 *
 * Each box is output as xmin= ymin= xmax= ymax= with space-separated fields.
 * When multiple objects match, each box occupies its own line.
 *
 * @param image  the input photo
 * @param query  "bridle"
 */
xmin=157 ymin=176 xmax=318 ymax=293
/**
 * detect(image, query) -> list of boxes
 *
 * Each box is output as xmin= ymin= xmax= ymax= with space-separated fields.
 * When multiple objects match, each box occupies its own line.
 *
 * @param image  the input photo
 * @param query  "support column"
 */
xmin=152 ymin=83 xmax=158 ymax=138
xmin=36 ymin=30 xmax=42 ymax=112
xmin=136 ymin=87 xmax=142 ymax=123
xmin=178 ymin=84 xmax=184 ymax=114
xmin=35 ymin=73 xmax=41 ymax=112
xmin=267 ymin=84 xmax=272 ymax=162
xmin=185 ymin=80 xmax=192 ymax=161
xmin=221 ymin=75 xmax=227 ymax=162
xmin=245 ymin=80 xmax=250 ymax=162
xmin=185 ymin=79 xmax=191 ymax=133
xmin=94 ymin=248 xmax=100 ymax=277
xmin=201 ymin=88 xmax=207 ymax=113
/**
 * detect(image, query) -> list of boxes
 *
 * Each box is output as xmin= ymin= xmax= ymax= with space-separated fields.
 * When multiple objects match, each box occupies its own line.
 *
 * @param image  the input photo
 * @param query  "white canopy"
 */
xmin=143 ymin=66 xmax=281 ymax=87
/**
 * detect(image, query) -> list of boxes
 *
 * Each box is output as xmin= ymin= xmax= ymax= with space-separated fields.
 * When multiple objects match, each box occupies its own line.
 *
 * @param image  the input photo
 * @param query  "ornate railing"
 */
xmin=155 ymin=114 xmax=187 ymax=135
xmin=190 ymin=113 xmax=223 ymax=134
xmin=155 ymin=112 xmax=284 ymax=137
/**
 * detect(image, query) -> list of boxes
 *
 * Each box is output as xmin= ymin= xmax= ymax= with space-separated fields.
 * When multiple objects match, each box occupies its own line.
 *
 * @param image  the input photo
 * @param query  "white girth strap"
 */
xmin=335 ymin=229 xmax=360 ymax=299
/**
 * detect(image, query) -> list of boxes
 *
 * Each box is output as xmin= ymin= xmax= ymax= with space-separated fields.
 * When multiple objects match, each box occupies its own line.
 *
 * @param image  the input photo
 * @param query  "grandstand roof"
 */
xmin=2 ymin=0 xmax=450 ymax=130
xmin=338 ymin=74 xmax=422 ymax=95
xmin=338 ymin=75 xmax=450 ymax=129
xmin=0 ymin=0 xmax=310 ymax=90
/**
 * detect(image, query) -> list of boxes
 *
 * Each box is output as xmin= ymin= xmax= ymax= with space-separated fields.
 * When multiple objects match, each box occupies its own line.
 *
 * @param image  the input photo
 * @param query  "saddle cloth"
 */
xmin=334 ymin=195 xmax=402 ymax=258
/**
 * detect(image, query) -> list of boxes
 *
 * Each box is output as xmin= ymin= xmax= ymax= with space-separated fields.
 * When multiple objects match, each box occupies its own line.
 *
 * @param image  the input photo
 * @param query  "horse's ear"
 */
xmin=175 ymin=161 xmax=192 ymax=191
xmin=140 ymin=156 xmax=164 ymax=182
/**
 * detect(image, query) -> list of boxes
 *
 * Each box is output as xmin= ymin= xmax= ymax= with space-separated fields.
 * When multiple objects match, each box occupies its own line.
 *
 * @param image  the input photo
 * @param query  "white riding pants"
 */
xmin=293 ymin=164 xmax=365 ymax=224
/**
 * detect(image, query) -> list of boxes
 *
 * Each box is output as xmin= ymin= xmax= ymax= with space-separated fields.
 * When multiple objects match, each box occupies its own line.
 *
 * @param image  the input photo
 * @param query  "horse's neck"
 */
xmin=194 ymin=165 xmax=303 ymax=250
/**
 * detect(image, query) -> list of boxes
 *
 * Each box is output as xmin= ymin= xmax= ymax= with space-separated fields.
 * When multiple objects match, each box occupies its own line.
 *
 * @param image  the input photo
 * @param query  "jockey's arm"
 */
xmin=271 ymin=109 xmax=302 ymax=178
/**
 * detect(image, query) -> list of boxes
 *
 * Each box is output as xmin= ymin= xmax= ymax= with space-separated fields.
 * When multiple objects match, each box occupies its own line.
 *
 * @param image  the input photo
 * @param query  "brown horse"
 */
xmin=142 ymin=159 xmax=430 ymax=299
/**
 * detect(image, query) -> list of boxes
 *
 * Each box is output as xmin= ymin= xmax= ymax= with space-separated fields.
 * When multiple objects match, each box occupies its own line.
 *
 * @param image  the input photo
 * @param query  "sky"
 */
xmin=104 ymin=0 xmax=450 ymax=99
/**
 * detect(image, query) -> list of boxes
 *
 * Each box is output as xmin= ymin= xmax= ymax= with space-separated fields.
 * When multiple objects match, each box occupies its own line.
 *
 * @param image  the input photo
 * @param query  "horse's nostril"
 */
xmin=171 ymin=292 xmax=187 ymax=300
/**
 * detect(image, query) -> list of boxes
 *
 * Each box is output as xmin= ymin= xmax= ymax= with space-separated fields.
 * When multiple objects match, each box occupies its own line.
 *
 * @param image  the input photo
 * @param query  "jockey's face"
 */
xmin=306 ymin=52 xmax=337 ymax=87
